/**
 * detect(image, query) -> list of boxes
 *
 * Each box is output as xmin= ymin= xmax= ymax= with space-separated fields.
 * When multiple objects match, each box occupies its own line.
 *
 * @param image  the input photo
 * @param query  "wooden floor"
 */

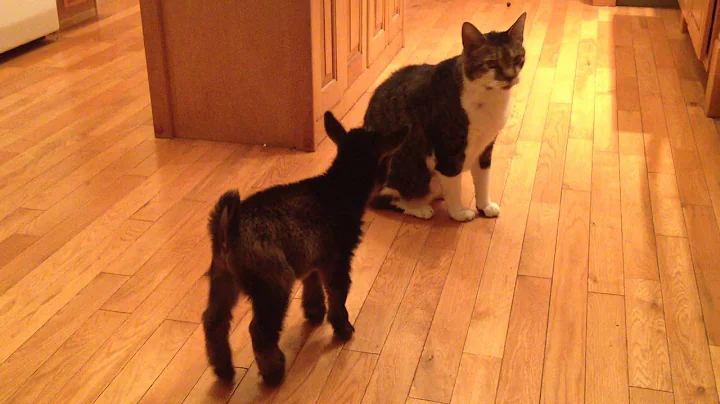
xmin=1 ymin=0 xmax=719 ymax=403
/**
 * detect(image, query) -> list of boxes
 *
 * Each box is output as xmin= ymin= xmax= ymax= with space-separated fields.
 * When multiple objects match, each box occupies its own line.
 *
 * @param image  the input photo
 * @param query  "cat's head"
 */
xmin=323 ymin=111 xmax=406 ymax=163
xmin=460 ymin=12 xmax=526 ymax=91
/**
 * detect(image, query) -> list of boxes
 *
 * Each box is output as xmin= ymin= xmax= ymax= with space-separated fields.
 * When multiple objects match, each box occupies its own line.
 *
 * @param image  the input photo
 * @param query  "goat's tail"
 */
xmin=208 ymin=189 xmax=242 ymax=268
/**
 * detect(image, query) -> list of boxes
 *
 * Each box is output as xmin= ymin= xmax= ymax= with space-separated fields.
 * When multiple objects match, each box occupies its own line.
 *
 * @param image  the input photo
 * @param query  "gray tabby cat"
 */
xmin=364 ymin=13 xmax=526 ymax=222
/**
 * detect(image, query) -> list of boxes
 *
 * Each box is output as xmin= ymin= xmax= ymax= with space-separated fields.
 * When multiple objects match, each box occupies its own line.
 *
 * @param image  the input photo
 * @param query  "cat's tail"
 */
xmin=207 ymin=189 xmax=242 ymax=272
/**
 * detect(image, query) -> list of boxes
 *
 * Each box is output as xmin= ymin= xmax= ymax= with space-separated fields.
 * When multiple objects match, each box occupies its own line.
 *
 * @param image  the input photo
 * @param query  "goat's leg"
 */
xmin=202 ymin=269 xmax=239 ymax=382
xmin=301 ymin=271 xmax=326 ymax=325
xmin=322 ymin=263 xmax=354 ymax=341
xmin=248 ymin=281 xmax=291 ymax=386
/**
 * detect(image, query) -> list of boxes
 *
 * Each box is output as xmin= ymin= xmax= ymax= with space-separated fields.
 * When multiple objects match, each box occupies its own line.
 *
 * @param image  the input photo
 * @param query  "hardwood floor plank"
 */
xmin=541 ymin=189 xmax=591 ymax=404
xmin=620 ymin=152 xmax=659 ymax=281
xmin=0 ymin=208 xmax=42 ymax=241
xmin=102 ymin=203 xmax=210 ymax=312
xmin=640 ymin=95 xmax=675 ymax=174
xmin=50 ymin=233 xmax=212 ymax=403
xmin=683 ymin=205 xmax=720 ymax=345
xmin=563 ymin=139 xmax=593 ymax=192
xmin=495 ymin=276 xmax=551 ymax=403
xmin=570 ymin=39 xmax=597 ymax=141
xmin=185 ymin=366 xmax=246 ymax=404
xmin=19 ymin=134 xmax=164 ymax=236
xmin=316 ymin=350 xmax=379 ymax=404
xmin=625 ymin=279 xmax=673 ymax=392
xmin=360 ymin=247 xmax=453 ymax=404
xmin=139 ymin=325 xmax=209 ymax=404
xmin=518 ymin=68 xmax=556 ymax=142
xmin=672 ymin=148 xmax=713 ymax=206
xmin=410 ymin=219 xmax=494 ymax=403
xmin=131 ymin=144 xmax=237 ymax=221
xmin=0 ymin=233 xmax=38 ymax=269
xmin=0 ymin=273 xmax=128 ymax=402
xmin=629 ymin=387 xmax=674 ymax=404
xmin=7 ymin=309 xmax=128 ymax=404
xmin=0 ymin=140 xmax=207 ymax=331
xmin=648 ymin=173 xmax=686 ymax=237
xmin=21 ymin=124 xmax=151 ymax=212
xmin=448 ymin=354 xmax=502 ymax=404
xmin=465 ymin=140 xmax=540 ymax=357
xmin=95 ymin=320 xmax=197 ymax=404
xmin=656 ymin=236 xmax=719 ymax=403
xmin=589 ymin=150 xmax=624 ymax=295
xmin=345 ymin=220 xmax=431 ymax=354
xmin=687 ymin=105 xmax=720 ymax=228
xmin=586 ymin=293 xmax=629 ymax=404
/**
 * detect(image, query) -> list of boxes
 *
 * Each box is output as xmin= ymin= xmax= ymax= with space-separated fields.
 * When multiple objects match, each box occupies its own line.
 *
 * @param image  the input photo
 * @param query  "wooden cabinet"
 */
xmin=139 ymin=0 xmax=404 ymax=152
xmin=682 ymin=0 xmax=716 ymax=58
xmin=56 ymin=0 xmax=98 ymax=29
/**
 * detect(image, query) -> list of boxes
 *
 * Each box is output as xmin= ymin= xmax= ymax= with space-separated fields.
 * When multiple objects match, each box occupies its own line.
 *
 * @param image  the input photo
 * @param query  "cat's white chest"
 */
xmin=460 ymin=83 xmax=512 ymax=170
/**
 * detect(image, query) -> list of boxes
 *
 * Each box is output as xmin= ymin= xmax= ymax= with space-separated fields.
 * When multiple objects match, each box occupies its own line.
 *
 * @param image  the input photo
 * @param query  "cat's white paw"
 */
xmin=449 ymin=208 xmax=477 ymax=222
xmin=478 ymin=202 xmax=501 ymax=218
xmin=404 ymin=205 xmax=435 ymax=220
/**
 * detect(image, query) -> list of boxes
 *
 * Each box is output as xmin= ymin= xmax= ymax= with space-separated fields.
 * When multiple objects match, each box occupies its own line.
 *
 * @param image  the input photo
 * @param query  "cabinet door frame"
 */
xmin=386 ymin=0 xmax=403 ymax=44
xmin=367 ymin=0 xmax=388 ymax=66
xmin=312 ymin=0 xmax=349 ymax=115
xmin=682 ymin=0 xmax=715 ymax=59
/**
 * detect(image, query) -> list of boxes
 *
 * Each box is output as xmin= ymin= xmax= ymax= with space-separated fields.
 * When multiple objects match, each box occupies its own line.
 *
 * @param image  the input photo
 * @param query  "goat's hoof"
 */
xmin=304 ymin=308 xmax=326 ymax=326
xmin=256 ymin=349 xmax=286 ymax=387
xmin=261 ymin=367 xmax=285 ymax=387
xmin=333 ymin=322 xmax=355 ymax=342
xmin=213 ymin=363 xmax=235 ymax=383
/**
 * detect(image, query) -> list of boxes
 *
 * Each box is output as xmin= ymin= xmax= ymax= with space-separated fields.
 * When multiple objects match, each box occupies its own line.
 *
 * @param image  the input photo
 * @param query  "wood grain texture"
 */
xmin=682 ymin=205 xmax=720 ymax=346
xmin=465 ymin=141 xmax=540 ymax=358
xmin=589 ymin=150 xmax=623 ymax=295
xmin=345 ymin=221 xmax=431 ymax=354
xmin=625 ymin=279 xmax=673 ymax=392
xmin=629 ymin=387 xmax=674 ymax=404
xmin=1 ymin=3 xmax=718 ymax=404
xmin=586 ymin=293 xmax=629 ymax=404
xmin=317 ymin=350 xmax=379 ymax=404
xmin=362 ymin=247 xmax=453 ymax=404
xmin=657 ymin=236 xmax=719 ymax=403
xmin=495 ymin=276 xmax=551 ymax=403
xmin=541 ymin=189 xmax=590 ymax=404
xmin=449 ymin=354 xmax=502 ymax=404
xmin=410 ymin=219 xmax=494 ymax=403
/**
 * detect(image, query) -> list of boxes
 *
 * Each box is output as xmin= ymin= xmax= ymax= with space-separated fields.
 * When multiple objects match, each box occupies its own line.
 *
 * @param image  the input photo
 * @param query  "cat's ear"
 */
xmin=507 ymin=12 xmax=527 ymax=43
xmin=324 ymin=111 xmax=347 ymax=145
xmin=461 ymin=22 xmax=485 ymax=51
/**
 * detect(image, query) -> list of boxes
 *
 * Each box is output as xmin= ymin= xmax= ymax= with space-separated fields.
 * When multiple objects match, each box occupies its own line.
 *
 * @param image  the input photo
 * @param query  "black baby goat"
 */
xmin=202 ymin=112 xmax=405 ymax=385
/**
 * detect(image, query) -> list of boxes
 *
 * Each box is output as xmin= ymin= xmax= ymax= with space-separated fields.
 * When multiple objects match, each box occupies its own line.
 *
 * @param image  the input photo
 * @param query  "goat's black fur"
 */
xmin=202 ymin=112 xmax=406 ymax=386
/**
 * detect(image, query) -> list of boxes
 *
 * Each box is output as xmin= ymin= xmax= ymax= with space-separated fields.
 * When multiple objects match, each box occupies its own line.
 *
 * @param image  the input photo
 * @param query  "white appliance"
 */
xmin=0 ymin=0 xmax=60 ymax=54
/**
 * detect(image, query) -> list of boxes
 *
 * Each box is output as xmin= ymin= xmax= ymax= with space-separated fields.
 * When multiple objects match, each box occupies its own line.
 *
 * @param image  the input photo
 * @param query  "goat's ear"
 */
xmin=324 ymin=111 xmax=347 ymax=145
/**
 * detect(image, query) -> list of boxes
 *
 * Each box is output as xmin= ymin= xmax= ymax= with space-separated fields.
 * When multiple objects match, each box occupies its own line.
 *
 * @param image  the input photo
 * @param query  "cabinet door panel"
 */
xmin=386 ymin=0 xmax=402 ymax=42
xmin=347 ymin=0 xmax=366 ymax=85
xmin=314 ymin=0 xmax=348 ymax=111
xmin=367 ymin=0 xmax=388 ymax=66
xmin=682 ymin=0 xmax=714 ymax=58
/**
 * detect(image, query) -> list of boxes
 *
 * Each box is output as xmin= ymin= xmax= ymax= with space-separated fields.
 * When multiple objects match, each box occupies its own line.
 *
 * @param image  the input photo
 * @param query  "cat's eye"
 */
xmin=515 ymin=55 xmax=525 ymax=65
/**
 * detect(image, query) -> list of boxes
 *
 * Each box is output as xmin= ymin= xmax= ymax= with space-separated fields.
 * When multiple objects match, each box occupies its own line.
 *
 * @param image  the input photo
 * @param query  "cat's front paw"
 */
xmin=449 ymin=208 xmax=477 ymax=222
xmin=478 ymin=202 xmax=501 ymax=218
xmin=404 ymin=205 xmax=435 ymax=220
